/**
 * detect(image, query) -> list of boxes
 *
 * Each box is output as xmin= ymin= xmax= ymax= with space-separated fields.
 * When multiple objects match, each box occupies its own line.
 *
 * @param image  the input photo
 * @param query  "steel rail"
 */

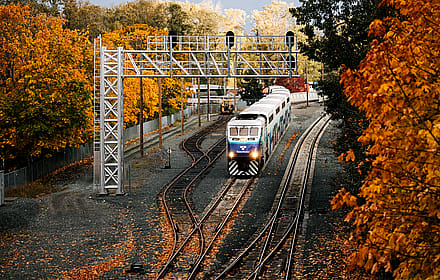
xmin=284 ymin=116 xmax=331 ymax=280
xmin=251 ymin=115 xmax=325 ymax=279
xmin=188 ymin=178 xmax=256 ymax=280
xmin=159 ymin=174 xmax=236 ymax=279
xmin=246 ymin=115 xmax=331 ymax=280
xmin=156 ymin=133 xmax=228 ymax=279
xmin=215 ymin=114 xmax=328 ymax=280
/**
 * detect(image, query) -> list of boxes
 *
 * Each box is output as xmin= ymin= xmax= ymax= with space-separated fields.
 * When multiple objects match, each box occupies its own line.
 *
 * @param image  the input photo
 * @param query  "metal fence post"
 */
xmin=1 ymin=170 xmax=4 ymax=206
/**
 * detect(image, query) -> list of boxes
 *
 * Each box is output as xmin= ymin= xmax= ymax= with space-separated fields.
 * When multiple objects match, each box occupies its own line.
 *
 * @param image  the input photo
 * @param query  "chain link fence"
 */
xmin=1 ymin=170 xmax=4 ymax=206
xmin=3 ymin=144 xmax=92 ymax=191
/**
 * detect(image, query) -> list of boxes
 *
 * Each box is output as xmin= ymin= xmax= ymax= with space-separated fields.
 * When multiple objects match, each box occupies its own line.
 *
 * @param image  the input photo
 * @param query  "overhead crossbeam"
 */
xmin=121 ymin=35 xmax=299 ymax=78
xmin=96 ymin=34 xmax=298 ymax=195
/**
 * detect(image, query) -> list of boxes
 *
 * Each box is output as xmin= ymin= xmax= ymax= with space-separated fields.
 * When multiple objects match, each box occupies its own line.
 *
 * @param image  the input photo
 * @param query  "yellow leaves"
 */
xmin=331 ymin=188 xmax=358 ymax=211
xmin=338 ymin=149 xmax=356 ymax=162
xmin=369 ymin=19 xmax=386 ymax=37
xmin=339 ymin=0 xmax=440 ymax=278
xmin=102 ymin=25 xmax=191 ymax=127
xmin=0 ymin=4 xmax=93 ymax=159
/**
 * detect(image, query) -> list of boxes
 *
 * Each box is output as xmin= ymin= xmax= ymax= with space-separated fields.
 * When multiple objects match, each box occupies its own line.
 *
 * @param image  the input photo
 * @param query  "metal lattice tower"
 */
xmin=95 ymin=34 xmax=299 ymax=194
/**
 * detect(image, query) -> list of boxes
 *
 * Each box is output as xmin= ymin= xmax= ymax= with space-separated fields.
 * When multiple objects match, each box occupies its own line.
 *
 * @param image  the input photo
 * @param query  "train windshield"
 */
xmin=229 ymin=127 xmax=259 ymax=137
xmin=250 ymin=127 xmax=259 ymax=136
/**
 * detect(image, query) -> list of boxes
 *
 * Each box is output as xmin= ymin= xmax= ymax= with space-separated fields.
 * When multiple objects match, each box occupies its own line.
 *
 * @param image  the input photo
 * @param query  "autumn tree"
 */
xmin=2 ymin=0 xmax=62 ymax=16
xmin=0 ymin=4 xmax=93 ymax=166
xmin=220 ymin=8 xmax=246 ymax=35
xmin=101 ymin=24 xmax=192 ymax=127
xmin=62 ymin=0 xmax=107 ymax=40
xmin=334 ymin=0 xmax=440 ymax=278
xmin=181 ymin=1 xmax=223 ymax=35
xmin=274 ymin=76 xmax=307 ymax=93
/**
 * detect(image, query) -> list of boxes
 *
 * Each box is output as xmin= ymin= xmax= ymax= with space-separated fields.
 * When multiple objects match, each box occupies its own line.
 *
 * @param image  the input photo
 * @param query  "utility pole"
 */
xmin=197 ymin=78 xmax=201 ymax=127
xmin=207 ymin=77 xmax=210 ymax=122
xmin=181 ymin=77 xmax=184 ymax=135
xmin=306 ymin=60 xmax=309 ymax=107
xmin=158 ymin=78 xmax=162 ymax=148
xmin=234 ymin=78 xmax=237 ymax=113
xmin=139 ymin=70 xmax=144 ymax=156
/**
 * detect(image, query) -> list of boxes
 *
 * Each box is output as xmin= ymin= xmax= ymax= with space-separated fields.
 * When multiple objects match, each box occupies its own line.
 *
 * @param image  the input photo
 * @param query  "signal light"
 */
xmin=226 ymin=31 xmax=234 ymax=49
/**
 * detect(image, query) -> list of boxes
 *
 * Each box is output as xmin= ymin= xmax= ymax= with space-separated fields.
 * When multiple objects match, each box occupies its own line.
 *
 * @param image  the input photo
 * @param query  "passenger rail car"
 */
xmin=227 ymin=86 xmax=291 ymax=176
xmin=221 ymin=97 xmax=234 ymax=114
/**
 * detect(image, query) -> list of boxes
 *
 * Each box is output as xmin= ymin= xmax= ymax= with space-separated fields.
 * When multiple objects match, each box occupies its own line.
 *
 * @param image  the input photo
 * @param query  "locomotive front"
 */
xmin=227 ymin=118 xmax=264 ymax=176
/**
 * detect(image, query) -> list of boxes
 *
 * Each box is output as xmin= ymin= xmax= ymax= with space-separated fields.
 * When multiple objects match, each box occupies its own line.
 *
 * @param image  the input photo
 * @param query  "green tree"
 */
xmin=291 ymin=0 xmax=389 ymax=193
xmin=238 ymin=70 xmax=263 ymax=105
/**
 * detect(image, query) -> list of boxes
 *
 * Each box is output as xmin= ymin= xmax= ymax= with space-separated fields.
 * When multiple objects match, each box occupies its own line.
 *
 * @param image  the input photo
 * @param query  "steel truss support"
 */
xmin=99 ymin=47 xmax=124 ymax=195
xmin=96 ymin=35 xmax=298 ymax=194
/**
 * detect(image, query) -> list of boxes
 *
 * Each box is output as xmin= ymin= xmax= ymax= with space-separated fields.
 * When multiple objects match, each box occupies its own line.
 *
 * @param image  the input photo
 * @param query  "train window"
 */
xmin=239 ymin=128 xmax=249 ymax=136
xmin=269 ymin=114 xmax=274 ymax=122
xmin=250 ymin=127 xmax=259 ymax=136
xmin=287 ymin=97 xmax=290 ymax=103
xmin=230 ymin=127 xmax=238 ymax=136
xmin=282 ymin=101 xmax=286 ymax=108
xmin=276 ymin=107 xmax=280 ymax=114
xmin=237 ymin=114 xmax=258 ymax=120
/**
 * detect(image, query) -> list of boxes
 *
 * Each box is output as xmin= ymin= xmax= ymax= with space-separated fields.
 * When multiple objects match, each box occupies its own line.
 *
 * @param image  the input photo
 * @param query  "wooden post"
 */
xmin=207 ymin=77 xmax=210 ymax=121
xmin=158 ymin=78 xmax=162 ymax=148
xmin=181 ymin=77 xmax=184 ymax=135
xmin=306 ymin=60 xmax=309 ymax=107
xmin=139 ymin=73 xmax=144 ymax=156
xmin=197 ymin=78 xmax=201 ymax=127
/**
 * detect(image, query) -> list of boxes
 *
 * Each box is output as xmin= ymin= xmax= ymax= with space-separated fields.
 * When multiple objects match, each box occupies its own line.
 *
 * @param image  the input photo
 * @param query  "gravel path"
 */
xmin=0 ymin=104 xmax=368 ymax=279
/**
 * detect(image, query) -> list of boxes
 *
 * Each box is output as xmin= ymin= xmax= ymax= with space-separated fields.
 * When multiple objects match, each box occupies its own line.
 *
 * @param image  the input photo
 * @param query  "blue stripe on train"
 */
xmin=228 ymin=143 xmax=260 ymax=158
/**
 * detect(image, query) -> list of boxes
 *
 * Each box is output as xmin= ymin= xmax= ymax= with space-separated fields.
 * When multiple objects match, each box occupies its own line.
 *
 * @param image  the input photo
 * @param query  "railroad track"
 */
xmin=156 ymin=116 xmax=234 ymax=279
xmin=153 ymin=113 xmax=330 ymax=279
xmin=124 ymin=116 xmax=206 ymax=159
xmin=215 ymin=113 xmax=331 ymax=280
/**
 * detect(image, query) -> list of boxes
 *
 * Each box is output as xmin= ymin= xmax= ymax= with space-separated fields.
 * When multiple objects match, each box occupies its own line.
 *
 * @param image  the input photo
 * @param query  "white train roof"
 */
xmin=264 ymin=94 xmax=289 ymax=101
xmin=227 ymin=117 xmax=265 ymax=127
xmin=256 ymin=99 xmax=282 ymax=108
xmin=240 ymin=103 xmax=276 ymax=119
xmin=268 ymin=85 xmax=290 ymax=94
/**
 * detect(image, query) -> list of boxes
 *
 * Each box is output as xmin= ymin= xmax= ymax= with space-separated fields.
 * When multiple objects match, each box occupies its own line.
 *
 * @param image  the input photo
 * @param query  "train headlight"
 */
xmin=250 ymin=150 xmax=259 ymax=159
xmin=228 ymin=151 xmax=235 ymax=158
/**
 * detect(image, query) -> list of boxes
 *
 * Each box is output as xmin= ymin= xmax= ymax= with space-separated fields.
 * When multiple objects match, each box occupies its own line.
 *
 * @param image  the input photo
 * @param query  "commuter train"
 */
xmin=221 ymin=97 xmax=234 ymax=114
xmin=227 ymin=86 xmax=291 ymax=176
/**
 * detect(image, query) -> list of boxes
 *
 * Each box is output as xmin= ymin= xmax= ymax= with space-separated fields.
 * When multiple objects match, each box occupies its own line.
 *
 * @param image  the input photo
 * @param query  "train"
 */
xmin=227 ymin=86 xmax=291 ymax=176
xmin=221 ymin=97 xmax=234 ymax=114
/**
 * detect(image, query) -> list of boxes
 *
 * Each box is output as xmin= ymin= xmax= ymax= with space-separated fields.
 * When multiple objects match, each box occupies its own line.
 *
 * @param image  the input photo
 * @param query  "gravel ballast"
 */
xmin=0 ymin=104 xmax=368 ymax=279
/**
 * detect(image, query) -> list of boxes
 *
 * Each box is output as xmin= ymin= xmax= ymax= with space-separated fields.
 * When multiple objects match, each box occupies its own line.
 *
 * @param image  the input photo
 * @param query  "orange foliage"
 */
xmin=101 ymin=25 xmax=192 ymax=127
xmin=0 ymin=4 xmax=93 ymax=160
xmin=334 ymin=0 xmax=440 ymax=278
